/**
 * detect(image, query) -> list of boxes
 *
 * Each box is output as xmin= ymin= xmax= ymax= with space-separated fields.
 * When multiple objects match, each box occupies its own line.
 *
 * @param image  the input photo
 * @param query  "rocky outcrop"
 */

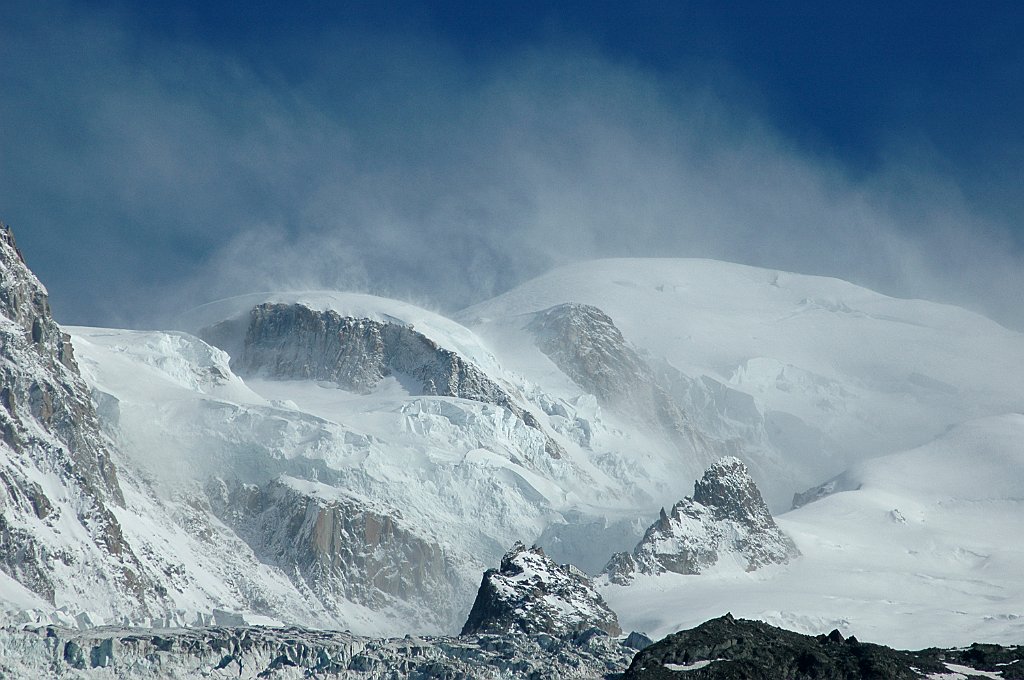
xmin=603 ymin=458 xmax=798 ymax=584
xmin=0 ymin=224 xmax=153 ymax=613
xmin=202 ymin=302 xmax=564 ymax=458
xmin=527 ymin=303 xmax=713 ymax=459
xmin=207 ymin=475 xmax=465 ymax=630
xmin=0 ymin=621 xmax=637 ymax=679
xmin=791 ymin=473 xmax=862 ymax=510
xmin=461 ymin=542 xmax=622 ymax=637
xmin=623 ymin=613 xmax=1024 ymax=679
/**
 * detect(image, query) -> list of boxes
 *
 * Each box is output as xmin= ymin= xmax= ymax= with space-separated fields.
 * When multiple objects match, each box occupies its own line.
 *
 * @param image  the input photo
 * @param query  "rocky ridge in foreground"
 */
xmin=624 ymin=613 xmax=1024 ymax=679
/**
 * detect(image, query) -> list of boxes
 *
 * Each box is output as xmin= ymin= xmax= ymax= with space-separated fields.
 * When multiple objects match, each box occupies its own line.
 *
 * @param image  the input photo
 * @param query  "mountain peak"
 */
xmin=461 ymin=542 xmax=622 ymax=637
xmin=692 ymin=456 xmax=771 ymax=523
xmin=603 ymin=457 xmax=798 ymax=583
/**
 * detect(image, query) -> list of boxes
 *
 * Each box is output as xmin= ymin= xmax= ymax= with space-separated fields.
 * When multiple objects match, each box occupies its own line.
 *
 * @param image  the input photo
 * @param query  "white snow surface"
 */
xmin=459 ymin=258 xmax=1024 ymax=503
xmin=6 ymin=258 xmax=1018 ymax=650
xmin=600 ymin=414 xmax=1024 ymax=649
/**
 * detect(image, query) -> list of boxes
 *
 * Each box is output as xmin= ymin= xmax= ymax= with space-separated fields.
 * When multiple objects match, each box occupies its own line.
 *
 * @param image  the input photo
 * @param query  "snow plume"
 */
xmin=3 ymin=1 xmax=1023 ymax=329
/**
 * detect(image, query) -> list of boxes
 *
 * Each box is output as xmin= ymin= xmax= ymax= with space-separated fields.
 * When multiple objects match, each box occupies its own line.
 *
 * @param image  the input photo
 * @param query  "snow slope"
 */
xmin=66 ymin=305 xmax=661 ymax=632
xmin=458 ymin=258 xmax=1024 ymax=508
xmin=599 ymin=414 xmax=1024 ymax=649
xmin=10 ymin=255 xmax=1020 ymax=648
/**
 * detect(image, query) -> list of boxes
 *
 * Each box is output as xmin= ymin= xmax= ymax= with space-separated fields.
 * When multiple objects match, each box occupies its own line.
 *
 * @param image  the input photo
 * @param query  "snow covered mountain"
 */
xmin=2 ymin=224 xmax=1024 ymax=660
xmin=599 ymin=416 xmax=1024 ymax=649
xmin=458 ymin=258 xmax=1024 ymax=510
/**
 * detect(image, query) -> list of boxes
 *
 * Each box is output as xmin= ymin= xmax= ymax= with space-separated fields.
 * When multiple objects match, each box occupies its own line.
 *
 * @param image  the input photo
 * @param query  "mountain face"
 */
xmin=4 ymin=222 xmax=1024 ymax=661
xmin=603 ymin=458 xmax=798 ymax=584
xmin=201 ymin=302 xmax=564 ymax=458
xmin=0 ymin=225 xmax=158 ymax=616
xmin=208 ymin=475 xmax=465 ymax=625
xmin=527 ymin=303 xmax=693 ymax=443
xmin=461 ymin=542 xmax=622 ymax=637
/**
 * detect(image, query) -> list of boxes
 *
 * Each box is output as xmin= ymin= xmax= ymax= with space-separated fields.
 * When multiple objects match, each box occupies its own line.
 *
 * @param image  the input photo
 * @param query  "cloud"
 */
xmin=2 ymin=2 xmax=1023 ymax=329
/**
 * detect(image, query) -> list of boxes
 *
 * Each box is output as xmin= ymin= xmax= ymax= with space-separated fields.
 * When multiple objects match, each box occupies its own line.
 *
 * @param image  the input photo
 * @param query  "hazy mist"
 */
xmin=3 ymin=2 xmax=1023 ymax=329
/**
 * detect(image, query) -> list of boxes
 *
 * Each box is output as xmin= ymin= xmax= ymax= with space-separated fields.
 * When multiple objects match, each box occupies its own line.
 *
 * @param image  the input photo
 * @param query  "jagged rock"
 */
xmin=603 ymin=458 xmax=798 ymax=584
xmin=622 ymin=613 xmax=1024 ymax=679
xmin=0 ymin=223 xmax=154 ymax=614
xmin=208 ymin=475 xmax=466 ymax=629
xmin=461 ymin=541 xmax=622 ymax=637
xmin=202 ymin=302 xmax=565 ymax=458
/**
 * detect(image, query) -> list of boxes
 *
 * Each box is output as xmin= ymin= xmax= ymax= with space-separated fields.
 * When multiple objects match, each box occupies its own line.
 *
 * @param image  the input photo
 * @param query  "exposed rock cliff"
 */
xmin=202 ymin=302 xmax=564 ymax=458
xmin=527 ymin=303 xmax=693 ymax=443
xmin=603 ymin=458 xmax=798 ymax=584
xmin=0 ymin=224 xmax=155 ymax=615
xmin=208 ymin=475 xmax=466 ymax=631
xmin=461 ymin=542 xmax=622 ymax=637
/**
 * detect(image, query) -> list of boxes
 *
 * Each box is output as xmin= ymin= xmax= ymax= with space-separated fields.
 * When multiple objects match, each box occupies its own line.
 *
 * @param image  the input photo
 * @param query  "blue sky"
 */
xmin=2 ymin=1 xmax=1022 ymax=327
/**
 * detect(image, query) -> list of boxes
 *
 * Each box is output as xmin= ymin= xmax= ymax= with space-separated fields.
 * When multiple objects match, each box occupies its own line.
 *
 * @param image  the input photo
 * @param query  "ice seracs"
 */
xmin=603 ymin=458 xmax=798 ymax=584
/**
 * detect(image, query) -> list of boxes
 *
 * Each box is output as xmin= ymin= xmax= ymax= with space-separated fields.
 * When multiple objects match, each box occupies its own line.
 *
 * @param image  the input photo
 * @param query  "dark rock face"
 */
xmin=461 ymin=542 xmax=622 ymax=637
xmin=0 ymin=224 xmax=151 ymax=610
xmin=202 ymin=302 xmax=564 ymax=458
xmin=208 ymin=475 xmax=464 ymax=628
xmin=624 ymin=614 xmax=1024 ymax=679
xmin=791 ymin=474 xmax=862 ymax=510
xmin=604 ymin=458 xmax=798 ymax=584
xmin=527 ymin=303 xmax=694 ymax=445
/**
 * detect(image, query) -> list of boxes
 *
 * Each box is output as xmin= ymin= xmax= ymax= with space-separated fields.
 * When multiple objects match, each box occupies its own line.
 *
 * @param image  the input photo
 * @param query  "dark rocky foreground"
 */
xmin=624 ymin=613 xmax=1024 ymax=679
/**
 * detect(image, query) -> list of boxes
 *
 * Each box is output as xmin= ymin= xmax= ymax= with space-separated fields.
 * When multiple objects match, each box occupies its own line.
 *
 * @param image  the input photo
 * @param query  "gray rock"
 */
xmin=0 ymin=224 xmax=158 ymax=614
xmin=461 ymin=542 xmax=622 ymax=637
xmin=527 ymin=303 xmax=695 ymax=449
xmin=208 ymin=475 xmax=466 ymax=630
xmin=604 ymin=458 xmax=798 ymax=584
xmin=791 ymin=473 xmax=862 ymax=510
xmin=202 ymin=302 xmax=565 ymax=458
